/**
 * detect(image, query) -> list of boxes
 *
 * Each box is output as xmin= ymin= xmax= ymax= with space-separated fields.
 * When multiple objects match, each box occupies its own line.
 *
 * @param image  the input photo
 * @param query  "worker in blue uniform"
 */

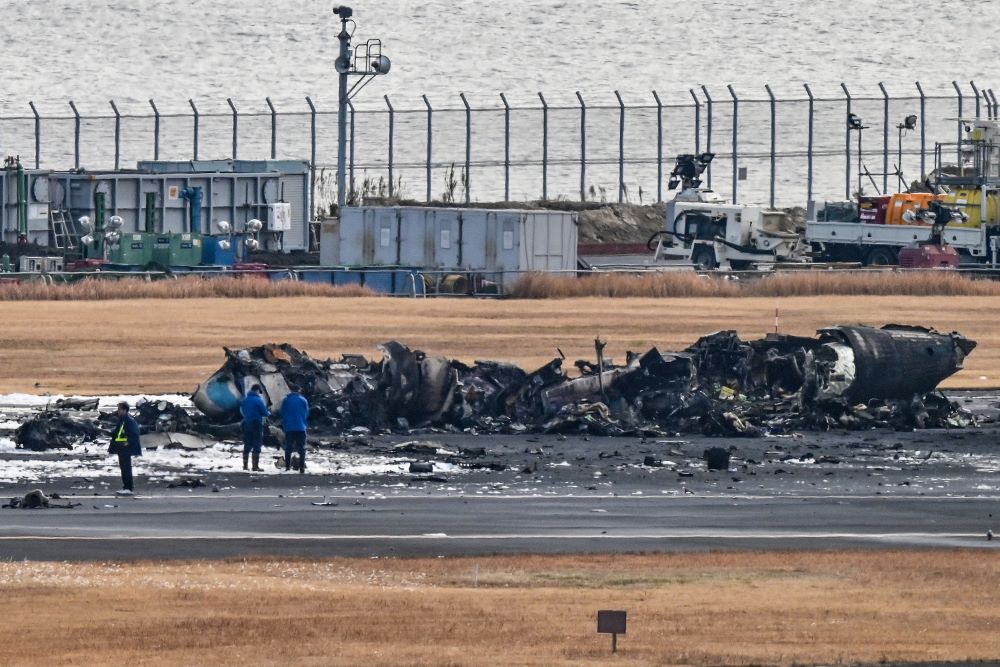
xmin=240 ymin=384 xmax=270 ymax=471
xmin=280 ymin=386 xmax=310 ymax=473
xmin=108 ymin=401 xmax=142 ymax=495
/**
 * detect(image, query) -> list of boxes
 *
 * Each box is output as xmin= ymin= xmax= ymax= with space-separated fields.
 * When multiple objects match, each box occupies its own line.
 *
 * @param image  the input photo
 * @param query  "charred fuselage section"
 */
xmin=187 ymin=324 xmax=976 ymax=438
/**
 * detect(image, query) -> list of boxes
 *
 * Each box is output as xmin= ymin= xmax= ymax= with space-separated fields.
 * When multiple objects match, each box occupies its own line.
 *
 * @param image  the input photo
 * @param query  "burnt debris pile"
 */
xmin=14 ymin=397 xmax=197 ymax=451
xmin=191 ymin=325 xmax=979 ymax=437
xmin=14 ymin=411 xmax=103 ymax=451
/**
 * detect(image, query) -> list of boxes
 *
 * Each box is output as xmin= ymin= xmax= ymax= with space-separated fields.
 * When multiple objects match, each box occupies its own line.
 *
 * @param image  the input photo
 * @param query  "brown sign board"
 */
xmin=597 ymin=610 xmax=627 ymax=635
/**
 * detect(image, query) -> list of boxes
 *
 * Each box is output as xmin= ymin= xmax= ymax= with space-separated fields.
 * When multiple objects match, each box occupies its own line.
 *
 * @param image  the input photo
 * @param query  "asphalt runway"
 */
xmin=4 ymin=405 xmax=1000 ymax=560
xmin=1 ymin=491 xmax=998 ymax=560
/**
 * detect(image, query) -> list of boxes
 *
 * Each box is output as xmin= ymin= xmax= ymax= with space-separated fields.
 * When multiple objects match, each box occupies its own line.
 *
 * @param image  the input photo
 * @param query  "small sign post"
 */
xmin=597 ymin=609 xmax=627 ymax=654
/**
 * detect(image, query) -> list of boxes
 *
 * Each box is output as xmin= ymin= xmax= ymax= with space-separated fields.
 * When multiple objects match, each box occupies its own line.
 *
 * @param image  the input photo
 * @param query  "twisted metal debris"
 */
xmin=188 ymin=325 xmax=977 ymax=438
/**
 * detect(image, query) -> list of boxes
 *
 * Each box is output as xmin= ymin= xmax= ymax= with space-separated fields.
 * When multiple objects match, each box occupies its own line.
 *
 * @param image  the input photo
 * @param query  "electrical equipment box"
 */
xmin=18 ymin=256 xmax=63 ymax=272
xmin=267 ymin=203 xmax=292 ymax=231
xmin=108 ymin=233 xmax=154 ymax=265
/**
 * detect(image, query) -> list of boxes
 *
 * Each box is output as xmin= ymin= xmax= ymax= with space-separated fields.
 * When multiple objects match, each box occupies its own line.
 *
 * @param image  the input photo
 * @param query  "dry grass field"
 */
xmin=0 ymin=295 xmax=996 ymax=394
xmin=1 ymin=551 xmax=997 ymax=666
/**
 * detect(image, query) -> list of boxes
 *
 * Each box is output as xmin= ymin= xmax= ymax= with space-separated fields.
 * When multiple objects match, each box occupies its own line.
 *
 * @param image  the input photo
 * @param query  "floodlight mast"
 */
xmin=335 ymin=5 xmax=353 ymax=211
xmin=331 ymin=5 xmax=390 ymax=211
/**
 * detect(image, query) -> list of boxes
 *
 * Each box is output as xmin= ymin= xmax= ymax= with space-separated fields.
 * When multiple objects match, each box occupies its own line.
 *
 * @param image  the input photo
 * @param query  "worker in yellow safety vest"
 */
xmin=108 ymin=401 xmax=142 ymax=496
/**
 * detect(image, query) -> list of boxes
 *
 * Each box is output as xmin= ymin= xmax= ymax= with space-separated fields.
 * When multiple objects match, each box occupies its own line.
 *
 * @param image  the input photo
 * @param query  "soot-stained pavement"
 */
xmin=2 ymin=393 xmax=999 ymax=560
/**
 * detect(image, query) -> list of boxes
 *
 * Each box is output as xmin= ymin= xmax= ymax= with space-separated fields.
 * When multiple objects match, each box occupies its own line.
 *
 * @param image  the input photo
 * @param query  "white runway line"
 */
xmin=0 ymin=531 xmax=990 ymax=541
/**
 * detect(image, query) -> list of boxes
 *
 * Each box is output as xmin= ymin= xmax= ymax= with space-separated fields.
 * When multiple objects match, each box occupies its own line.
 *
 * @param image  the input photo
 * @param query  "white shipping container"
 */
xmin=323 ymin=206 xmax=577 ymax=285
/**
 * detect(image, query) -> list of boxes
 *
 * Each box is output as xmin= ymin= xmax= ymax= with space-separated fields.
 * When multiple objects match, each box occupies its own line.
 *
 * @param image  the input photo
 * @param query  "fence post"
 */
xmin=266 ymin=97 xmax=277 ymax=160
xmin=803 ymin=84 xmax=814 ymax=204
xmin=29 ymin=101 xmax=40 ymax=169
xmin=952 ymin=81 xmax=963 ymax=168
xmin=69 ymin=100 xmax=80 ymax=169
xmin=576 ymin=91 xmax=586 ymax=201
xmin=109 ymin=100 xmax=121 ymax=171
xmin=423 ymin=94 xmax=432 ymax=202
xmin=384 ymin=95 xmax=395 ymax=197
xmin=149 ymin=99 xmax=160 ymax=161
xmin=727 ymin=84 xmax=738 ymax=204
xmin=840 ymin=83 xmax=852 ymax=200
xmin=653 ymin=90 xmax=663 ymax=202
xmin=189 ymin=98 xmax=200 ymax=161
xmin=689 ymin=89 xmax=701 ymax=154
xmin=701 ymin=85 xmax=713 ymax=188
xmin=615 ymin=90 xmax=625 ymax=203
xmin=305 ymin=96 xmax=317 ymax=217
xmin=990 ymin=90 xmax=1000 ymax=120
xmin=765 ymin=84 xmax=776 ymax=208
xmin=460 ymin=92 xmax=471 ymax=204
xmin=347 ymin=99 xmax=356 ymax=200
xmin=500 ymin=93 xmax=510 ymax=201
xmin=915 ymin=82 xmax=926 ymax=178
xmin=969 ymin=80 xmax=981 ymax=119
xmin=227 ymin=97 xmax=238 ymax=159
xmin=878 ymin=82 xmax=889 ymax=194
xmin=539 ymin=91 xmax=549 ymax=201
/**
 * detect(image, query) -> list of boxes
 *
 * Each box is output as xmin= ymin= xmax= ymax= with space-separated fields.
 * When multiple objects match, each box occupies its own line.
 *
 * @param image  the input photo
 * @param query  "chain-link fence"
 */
xmin=4 ymin=82 xmax=997 ymax=215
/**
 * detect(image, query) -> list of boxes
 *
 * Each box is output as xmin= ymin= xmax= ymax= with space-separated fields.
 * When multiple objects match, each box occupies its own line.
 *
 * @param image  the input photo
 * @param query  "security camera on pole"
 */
xmin=332 ymin=5 xmax=391 ymax=211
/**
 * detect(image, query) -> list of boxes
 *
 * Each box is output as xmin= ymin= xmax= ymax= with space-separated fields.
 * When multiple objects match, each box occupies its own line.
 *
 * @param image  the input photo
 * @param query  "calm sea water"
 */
xmin=1 ymin=0 xmax=997 ymax=204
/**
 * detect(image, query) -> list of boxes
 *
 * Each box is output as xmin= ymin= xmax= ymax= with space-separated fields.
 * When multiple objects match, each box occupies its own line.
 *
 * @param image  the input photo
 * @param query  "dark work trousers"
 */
xmin=283 ymin=431 xmax=306 ymax=470
xmin=117 ymin=452 xmax=134 ymax=491
xmin=242 ymin=419 xmax=264 ymax=454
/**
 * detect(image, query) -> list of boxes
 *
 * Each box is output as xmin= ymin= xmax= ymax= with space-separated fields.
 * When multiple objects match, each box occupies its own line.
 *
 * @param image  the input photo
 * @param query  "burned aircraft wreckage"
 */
xmin=13 ymin=324 xmax=978 ymax=451
xmin=160 ymin=324 xmax=980 ymax=444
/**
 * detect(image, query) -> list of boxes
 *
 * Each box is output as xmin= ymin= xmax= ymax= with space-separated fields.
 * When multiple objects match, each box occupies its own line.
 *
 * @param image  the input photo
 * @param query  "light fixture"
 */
xmin=107 ymin=215 xmax=124 ymax=230
xmin=78 ymin=216 xmax=93 ymax=232
xmin=216 ymin=220 xmax=232 ymax=234
xmin=245 ymin=238 xmax=260 ymax=251
xmin=371 ymin=55 xmax=391 ymax=75
xmin=246 ymin=219 xmax=263 ymax=233
xmin=847 ymin=113 xmax=864 ymax=130
xmin=903 ymin=114 xmax=918 ymax=130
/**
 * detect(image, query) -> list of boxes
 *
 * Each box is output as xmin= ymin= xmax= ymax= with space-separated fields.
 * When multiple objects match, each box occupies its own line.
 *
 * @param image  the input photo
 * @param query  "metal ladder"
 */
xmin=50 ymin=209 xmax=78 ymax=250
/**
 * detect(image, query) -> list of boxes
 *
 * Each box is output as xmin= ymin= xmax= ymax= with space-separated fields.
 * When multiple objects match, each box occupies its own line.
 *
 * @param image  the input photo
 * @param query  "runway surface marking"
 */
xmin=0 ymin=532 xmax=988 ymax=541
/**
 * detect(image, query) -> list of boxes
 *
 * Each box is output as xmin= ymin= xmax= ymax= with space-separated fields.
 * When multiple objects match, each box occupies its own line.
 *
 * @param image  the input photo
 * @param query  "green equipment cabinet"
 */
xmin=109 ymin=233 xmax=154 ymax=265
xmin=153 ymin=233 xmax=202 ymax=266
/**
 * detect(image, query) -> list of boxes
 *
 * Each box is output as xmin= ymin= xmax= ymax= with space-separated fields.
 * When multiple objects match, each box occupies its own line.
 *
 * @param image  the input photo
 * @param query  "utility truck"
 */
xmin=649 ymin=153 xmax=809 ymax=270
xmin=805 ymin=118 xmax=1000 ymax=266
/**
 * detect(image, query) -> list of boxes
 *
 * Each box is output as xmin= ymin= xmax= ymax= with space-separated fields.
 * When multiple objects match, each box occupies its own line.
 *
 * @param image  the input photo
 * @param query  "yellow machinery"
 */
xmin=941 ymin=188 xmax=998 ymax=228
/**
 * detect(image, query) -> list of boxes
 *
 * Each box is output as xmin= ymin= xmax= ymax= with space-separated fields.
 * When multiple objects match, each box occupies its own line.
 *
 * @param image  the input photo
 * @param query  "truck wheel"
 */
xmin=865 ymin=247 xmax=897 ymax=266
xmin=691 ymin=246 xmax=718 ymax=270
xmin=728 ymin=259 xmax=753 ymax=271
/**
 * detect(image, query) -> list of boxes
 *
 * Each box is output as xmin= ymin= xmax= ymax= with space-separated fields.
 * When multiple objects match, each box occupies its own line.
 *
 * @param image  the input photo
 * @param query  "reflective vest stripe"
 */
xmin=114 ymin=423 xmax=127 ymax=442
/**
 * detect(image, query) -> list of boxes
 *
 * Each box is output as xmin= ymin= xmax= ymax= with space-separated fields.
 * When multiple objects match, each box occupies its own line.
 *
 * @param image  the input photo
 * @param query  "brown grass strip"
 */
xmin=510 ymin=270 xmax=1000 ymax=298
xmin=0 ymin=551 xmax=997 ymax=666
xmin=1 ymin=271 xmax=998 ymax=301
xmin=0 ymin=276 xmax=376 ymax=300
xmin=0 ymin=295 xmax=997 ymax=394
